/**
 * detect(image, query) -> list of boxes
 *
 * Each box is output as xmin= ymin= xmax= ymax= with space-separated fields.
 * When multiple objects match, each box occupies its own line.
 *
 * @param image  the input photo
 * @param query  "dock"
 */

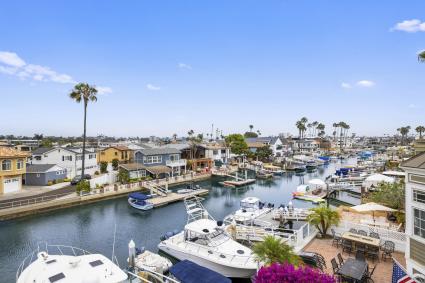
xmin=149 ymin=189 xmax=209 ymax=207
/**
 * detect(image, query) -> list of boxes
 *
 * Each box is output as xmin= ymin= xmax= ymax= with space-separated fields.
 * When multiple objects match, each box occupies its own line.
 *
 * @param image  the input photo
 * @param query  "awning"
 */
xmin=129 ymin=192 xmax=150 ymax=201
xmin=145 ymin=165 xmax=172 ymax=175
xmin=169 ymin=260 xmax=231 ymax=283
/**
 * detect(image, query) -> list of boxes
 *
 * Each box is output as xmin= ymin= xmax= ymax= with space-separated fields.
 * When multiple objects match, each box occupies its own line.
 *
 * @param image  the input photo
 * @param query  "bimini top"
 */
xmin=129 ymin=192 xmax=151 ymax=201
xmin=241 ymin=197 xmax=260 ymax=204
xmin=169 ymin=260 xmax=231 ymax=283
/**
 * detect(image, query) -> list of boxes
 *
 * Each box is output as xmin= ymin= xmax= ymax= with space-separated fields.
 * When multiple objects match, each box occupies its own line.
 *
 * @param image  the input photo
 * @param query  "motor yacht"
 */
xmin=158 ymin=196 xmax=257 ymax=278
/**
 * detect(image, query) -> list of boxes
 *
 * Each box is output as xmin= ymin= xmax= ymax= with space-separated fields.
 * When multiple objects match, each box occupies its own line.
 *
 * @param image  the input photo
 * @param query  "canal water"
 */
xmin=1 ymin=159 xmax=359 ymax=281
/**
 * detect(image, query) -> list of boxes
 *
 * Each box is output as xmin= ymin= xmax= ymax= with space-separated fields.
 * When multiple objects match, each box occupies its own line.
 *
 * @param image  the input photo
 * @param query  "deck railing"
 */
xmin=0 ymin=192 xmax=74 ymax=210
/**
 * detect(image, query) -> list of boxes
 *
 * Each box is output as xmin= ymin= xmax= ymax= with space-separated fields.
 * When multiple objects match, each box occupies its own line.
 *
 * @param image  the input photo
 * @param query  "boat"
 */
xmin=158 ymin=196 xmax=257 ymax=278
xmin=263 ymin=164 xmax=284 ymax=176
xmin=224 ymin=197 xmax=272 ymax=224
xmin=177 ymin=184 xmax=202 ymax=194
xmin=305 ymin=160 xmax=318 ymax=171
xmin=256 ymin=170 xmax=273 ymax=179
xmin=293 ymin=183 xmax=326 ymax=204
xmin=134 ymin=249 xmax=173 ymax=274
xmin=128 ymin=192 xmax=154 ymax=211
xmin=169 ymin=260 xmax=231 ymax=283
xmin=16 ymin=244 xmax=128 ymax=283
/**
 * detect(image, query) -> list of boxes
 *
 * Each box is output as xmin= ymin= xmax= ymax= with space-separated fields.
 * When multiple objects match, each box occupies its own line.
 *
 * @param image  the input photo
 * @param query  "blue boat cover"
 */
xmin=128 ymin=192 xmax=150 ymax=201
xmin=169 ymin=260 xmax=231 ymax=283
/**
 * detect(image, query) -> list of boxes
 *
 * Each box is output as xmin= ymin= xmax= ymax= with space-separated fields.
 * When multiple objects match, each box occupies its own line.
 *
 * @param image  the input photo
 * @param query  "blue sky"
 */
xmin=0 ymin=1 xmax=424 ymax=137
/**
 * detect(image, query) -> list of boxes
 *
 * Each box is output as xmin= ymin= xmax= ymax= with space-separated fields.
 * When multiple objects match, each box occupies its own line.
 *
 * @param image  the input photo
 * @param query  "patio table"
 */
xmin=338 ymin=258 xmax=368 ymax=282
xmin=342 ymin=232 xmax=380 ymax=247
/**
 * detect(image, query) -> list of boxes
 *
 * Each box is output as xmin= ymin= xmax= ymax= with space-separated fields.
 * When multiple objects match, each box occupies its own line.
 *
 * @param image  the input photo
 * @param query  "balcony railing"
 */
xmin=166 ymin=159 xmax=187 ymax=167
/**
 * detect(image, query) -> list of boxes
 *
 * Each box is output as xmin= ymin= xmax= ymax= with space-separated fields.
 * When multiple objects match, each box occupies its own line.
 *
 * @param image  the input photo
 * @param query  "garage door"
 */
xmin=3 ymin=176 xmax=21 ymax=194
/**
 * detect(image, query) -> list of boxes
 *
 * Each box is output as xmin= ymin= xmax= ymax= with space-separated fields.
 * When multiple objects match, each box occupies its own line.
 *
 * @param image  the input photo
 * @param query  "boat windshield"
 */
xmin=187 ymin=229 xmax=229 ymax=247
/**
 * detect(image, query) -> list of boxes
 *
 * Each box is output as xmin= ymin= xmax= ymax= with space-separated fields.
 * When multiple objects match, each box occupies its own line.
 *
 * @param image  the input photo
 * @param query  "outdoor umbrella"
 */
xmin=351 ymin=202 xmax=396 ymax=222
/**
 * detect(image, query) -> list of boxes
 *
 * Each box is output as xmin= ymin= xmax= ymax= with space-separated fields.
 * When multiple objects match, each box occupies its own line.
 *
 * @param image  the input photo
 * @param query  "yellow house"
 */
xmin=97 ymin=146 xmax=133 ymax=163
xmin=0 ymin=146 xmax=29 ymax=195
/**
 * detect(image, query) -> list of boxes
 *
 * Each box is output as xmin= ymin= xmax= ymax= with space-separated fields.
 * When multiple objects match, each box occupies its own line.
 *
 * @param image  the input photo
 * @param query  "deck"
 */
xmin=149 ymin=189 xmax=209 ymax=207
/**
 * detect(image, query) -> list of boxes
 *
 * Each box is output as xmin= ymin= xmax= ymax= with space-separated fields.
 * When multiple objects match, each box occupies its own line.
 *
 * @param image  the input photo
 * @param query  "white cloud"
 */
xmin=392 ymin=19 xmax=425 ymax=33
xmin=146 ymin=83 xmax=161 ymax=91
xmin=178 ymin=63 xmax=192 ymax=70
xmin=0 ymin=51 xmax=26 ymax=67
xmin=97 ymin=86 xmax=113 ymax=95
xmin=356 ymin=80 xmax=375 ymax=87
xmin=341 ymin=82 xmax=352 ymax=89
xmin=0 ymin=51 xmax=76 ymax=84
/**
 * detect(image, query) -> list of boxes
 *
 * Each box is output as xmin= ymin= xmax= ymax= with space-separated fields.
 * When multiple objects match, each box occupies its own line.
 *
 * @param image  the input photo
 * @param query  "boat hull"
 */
xmin=128 ymin=198 xmax=154 ymax=210
xmin=158 ymin=242 xmax=257 ymax=278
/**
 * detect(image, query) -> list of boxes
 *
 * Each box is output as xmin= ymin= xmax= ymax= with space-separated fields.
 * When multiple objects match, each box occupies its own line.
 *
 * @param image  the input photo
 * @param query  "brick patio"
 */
xmin=302 ymin=237 xmax=405 ymax=283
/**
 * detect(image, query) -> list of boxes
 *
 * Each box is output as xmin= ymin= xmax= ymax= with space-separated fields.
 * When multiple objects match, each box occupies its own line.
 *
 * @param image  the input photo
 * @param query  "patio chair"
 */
xmin=369 ymin=232 xmax=380 ymax=239
xmin=356 ymin=243 xmax=367 ymax=254
xmin=366 ymin=246 xmax=380 ymax=262
xmin=362 ymin=264 xmax=377 ymax=283
xmin=331 ymin=228 xmax=342 ymax=247
xmin=331 ymin=258 xmax=340 ymax=274
xmin=355 ymin=250 xmax=366 ymax=261
xmin=337 ymin=253 xmax=344 ymax=266
xmin=349 ymin=228 xmax=358 ymax=234
xmin=342 ymin=239 xmax=353 ymax=254
xmin=357 ymin=230 xmax=367 ymax=236
xmin=382 ymin=240 xmax=395 ymax=261
xmin=314 ymin=253 xmax=327 ymax=268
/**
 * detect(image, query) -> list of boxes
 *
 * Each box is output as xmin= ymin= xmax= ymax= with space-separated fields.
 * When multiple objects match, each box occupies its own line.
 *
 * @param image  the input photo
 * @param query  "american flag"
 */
xmin=392 ymin=261 xmax=416 ymax=283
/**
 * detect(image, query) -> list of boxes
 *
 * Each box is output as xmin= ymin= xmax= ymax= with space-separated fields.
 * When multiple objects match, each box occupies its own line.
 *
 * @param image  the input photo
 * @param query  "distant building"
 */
xmin=245 ymin=137 xmax=285 ymax=156
xmin=0 ymin=147 xmax=29 ymax=194
xmin=414 ymin=139 xmax=425 ymax=154
xmin=97 ymin=146 xmax=133 ymax=164
xmin=30 ymin=147 xmax=98 ymax=178
xmin=401 ymin=153 xmax=425 ymax=280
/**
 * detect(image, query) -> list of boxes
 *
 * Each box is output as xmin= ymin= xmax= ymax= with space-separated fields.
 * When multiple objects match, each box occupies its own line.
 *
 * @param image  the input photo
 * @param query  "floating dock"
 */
xmin=149 ymin=189 xmax=209 ymax=207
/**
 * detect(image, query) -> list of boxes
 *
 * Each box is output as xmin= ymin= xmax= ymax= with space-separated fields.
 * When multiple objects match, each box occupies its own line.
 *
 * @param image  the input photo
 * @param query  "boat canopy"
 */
xmin=169 ymin=260 xmax=231 ymax=283
xmin=129 ymin=192 xmax=151 ymax=201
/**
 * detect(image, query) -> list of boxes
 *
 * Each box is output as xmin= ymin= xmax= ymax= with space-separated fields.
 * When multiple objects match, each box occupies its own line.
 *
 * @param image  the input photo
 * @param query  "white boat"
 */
xmin=134 ymin=249 xmax=173 ymax=274
xmin=158 ymin=196 xmax=257 ymax=278
xmin=177 ymin=184 xmax=201 ymax=194
xmin=128 ymin=192 xmax=154 ymax=211
xmin=16 ymin=244 xmax=128 ymax=283
xmin=224 ymin=197 xmax=272 ymax=224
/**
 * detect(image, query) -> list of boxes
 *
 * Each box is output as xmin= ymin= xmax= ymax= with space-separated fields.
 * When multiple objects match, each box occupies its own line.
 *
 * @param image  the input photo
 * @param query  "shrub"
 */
xmin=100 ymin=161 xmax=108 ymax=173
xmin=64 ymin=178 xmax=71 ymax=182
xmin=255 ymin=263 xmax=336 ymax=283
xmin=112 ymin=159 xmax=119 ymax=170
xmin=76 ymin=180 xmax=91 ymax=194
xmin=47 ymin=181 xmax=53 ymax=186
xmin=52 ymin=179 xmax=57 ymax=184
xmin=94 ymin=171 xmax=100 ymax=175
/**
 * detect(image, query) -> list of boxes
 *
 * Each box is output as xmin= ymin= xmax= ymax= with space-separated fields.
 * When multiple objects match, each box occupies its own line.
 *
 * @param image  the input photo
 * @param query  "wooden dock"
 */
xmin=149 ymin=189 xmax=209 ymax=207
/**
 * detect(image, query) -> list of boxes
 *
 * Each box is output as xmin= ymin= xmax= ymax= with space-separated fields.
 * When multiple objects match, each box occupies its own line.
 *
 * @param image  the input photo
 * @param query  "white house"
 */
xmin=291 ymin=138 xmax=320 ymax=153
xmin=401 ymin=152 xmax=425 ymax=281
xmin=30 ymin=147 xmax=98 ymax=178
xmin=200 ymin=143 xmax=231 ymax=165
xmin=245 ymin=137 xmax=285 ymax=157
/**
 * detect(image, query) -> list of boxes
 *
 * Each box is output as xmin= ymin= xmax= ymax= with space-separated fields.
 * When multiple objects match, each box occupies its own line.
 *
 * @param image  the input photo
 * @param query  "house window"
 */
xmin=16 ymin=159 xmax=24 ymax=170
xmin=115 ymin=152 xmax=118 ymax=156
xmin=144 ymin=155 xmax=162 ymax=164
xmin=414 ymin=189 xmax=425 ymax=205
xmin=410 ymin=174 xmax=425 ymax=185
xmin=213 ymin=150 xmax=218 ymax=155
xmin=2 ymin=160 xmax=12 ymax=171
xmin=169 ymin=154 xmax=180 ymax=161
xmin=34 ymin=156 xmax=42 ymax=161
xmin=414 ymin=208 xmax=425 ymax=239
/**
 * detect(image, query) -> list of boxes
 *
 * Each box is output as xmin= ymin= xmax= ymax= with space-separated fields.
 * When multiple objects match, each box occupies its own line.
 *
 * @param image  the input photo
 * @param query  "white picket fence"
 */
xmin=89 ymin=172 xmax=118 ymax=188
xmin=333 ymin=220 xmax=406 ymax=252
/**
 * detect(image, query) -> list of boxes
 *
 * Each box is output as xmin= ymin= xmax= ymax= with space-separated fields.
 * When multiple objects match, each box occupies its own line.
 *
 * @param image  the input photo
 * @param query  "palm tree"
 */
xmin=312 ymin=121 xmax=318 ymax=137
xmin=332 ymin=123 xmax=338 ymax=141
xmin=172 ymin=133 xmax=177 ymax=141
xmin=416 ymin=126 xmax=425 ymax=139
xmin=252 ymin=235 xmax=300 ymax=266
xmin=317 ymin=123 xmax=325 ymax=138
xmin=307 ymin=123 xmax=312 ymax=137
xmin=398 ymin=126 xmax=411 ymax=145
xmin=307 ymin=205 xmax=341 ymax=237
xmin=418 ymin=50 xmax=425 ymax=62
xmin=249 ymin=125 xmax=254 ymax=132
xmin=69 ymin=83 xmax=98 ymax=181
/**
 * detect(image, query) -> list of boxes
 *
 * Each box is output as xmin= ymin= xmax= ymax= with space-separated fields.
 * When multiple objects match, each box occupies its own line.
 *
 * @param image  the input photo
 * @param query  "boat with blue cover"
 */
xmin=169 ymin=260 xmax=231 ymax=283
xmin=128 ymin=192 xmax=154 ymax=211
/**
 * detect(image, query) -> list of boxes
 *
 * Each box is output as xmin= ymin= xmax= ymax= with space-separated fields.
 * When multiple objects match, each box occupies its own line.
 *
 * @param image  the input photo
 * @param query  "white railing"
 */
xmin=166 ymin=159 xmax=187 ymax=167
xmin=333 ymin=220 xmax=406 ymax=251
xmin=0 ymin=192 xmax=74 ymax=210
xmin=286 ymin=222 xmax=318 ymax=252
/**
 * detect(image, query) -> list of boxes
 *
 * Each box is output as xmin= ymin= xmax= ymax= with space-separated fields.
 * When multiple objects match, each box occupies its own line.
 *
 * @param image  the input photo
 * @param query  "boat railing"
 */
xmin=168 ymin=236 xmax=255 ymax=267
xmin=127 ymin=269 xmax=180 ymax=283
xmin=16 ymin=243 xmax=93 ymax=281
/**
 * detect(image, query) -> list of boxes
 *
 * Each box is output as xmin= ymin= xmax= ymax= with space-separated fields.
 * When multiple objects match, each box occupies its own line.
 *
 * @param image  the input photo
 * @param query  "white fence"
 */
xmin=89 ymin=172 xmax=118 ymax=189
xmin=286 ymin=222 xmax=318 ymax=252
xmin=333 ymin=220 xmax=406 ymax=252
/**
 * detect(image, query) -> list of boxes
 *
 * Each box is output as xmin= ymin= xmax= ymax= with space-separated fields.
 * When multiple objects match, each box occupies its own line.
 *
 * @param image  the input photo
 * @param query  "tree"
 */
xmin=307 ymin=205 xmax=341 ymax=237
xmin=112 ymin=158 xmax=119 ymax=170
xmin=33 ymin=133 xmax=43 ymax=140
xmin=249 ymin=124 xmax=254 ymax=132
xmin=244 ymin=131 xmax=258 ymax=138
xmin=365 ymin=181 xmax=405 ymax=210
xmin=41 ymin=138 xmax=53 ymax=148
xmin=76 ymin=180 xmax=90 ymax=194
xmin=418 ymin=50 xmax=425 ymax=62
xmin=416 ymin=126 xmax=425 ymax=139
xmin=252 ymin=236 xmax=300 ymax=266
xmin=397 ymin=126 xmax=411 ymax=145
xmin=225 ymin=134 xmax=248 ymax=155
xmin=117 ymin=168 xmax=129 ymax=184
xmin=256 ymin=145 xmax=273 ymax=161
xmin=100 ymin=161 xmax=108 ymax=173
xmin=255 ymin=263 xmax=336 ymax=283
xmin=69 ymin=83 xmax=98 ymax=181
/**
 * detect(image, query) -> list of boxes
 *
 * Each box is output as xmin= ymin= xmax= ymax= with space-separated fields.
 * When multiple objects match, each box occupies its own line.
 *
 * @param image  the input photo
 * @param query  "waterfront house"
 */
xmin=97 ymin=146 xmax=133 ymax=164
xmin=25 ymin=164 xmax=67 ymax=186
xmin=118 ymin=163 xmax=147 ymax=179
xmin=0 ymin=146 xmax=29 ymax=195
xmin=401 ymin=153 xmax=425 ymax=280
xmin=134 ymin=147 xmax=186 ymax=177
xmin=200 ymin=142 xmax=230 ymax=166
xmin=245 ymin=137 xmax=284 ymax=156
xmin=291 ymin=138 xmax=320 ymax=153
xmin=30 ymin=147 xmax=98 ymax=178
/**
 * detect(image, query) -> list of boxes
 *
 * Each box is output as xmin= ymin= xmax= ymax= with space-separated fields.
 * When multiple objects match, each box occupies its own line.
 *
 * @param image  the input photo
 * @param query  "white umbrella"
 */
xmin=351 ymin=202 xmax=396 ymax=222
